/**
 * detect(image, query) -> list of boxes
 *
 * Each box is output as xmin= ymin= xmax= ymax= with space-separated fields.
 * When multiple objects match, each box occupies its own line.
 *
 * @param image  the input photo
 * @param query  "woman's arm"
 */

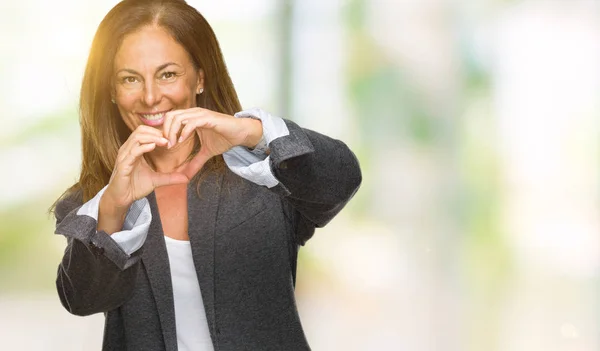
xmin=223 ymin=109 xmax=362 ymax=244
xmin=162 ymin=107 xmax=362 ymax=245
xmin=54 ymin=125 xmax=191 ymax=315
xmin=53 ymin=190 xmax=149 ymax=316
xmin=269 ymin=119 xmax=362 ymax=226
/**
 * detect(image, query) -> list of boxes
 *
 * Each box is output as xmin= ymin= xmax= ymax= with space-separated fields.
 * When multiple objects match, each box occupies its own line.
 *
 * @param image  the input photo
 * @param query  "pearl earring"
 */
xmin=111 ymin=98 xmax=116 ymax=104
xmin=198 ymin=88 xmax=204 ymax=94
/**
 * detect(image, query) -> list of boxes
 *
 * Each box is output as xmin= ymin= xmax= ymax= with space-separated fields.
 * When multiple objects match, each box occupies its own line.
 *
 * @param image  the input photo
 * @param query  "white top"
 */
xmin=164 ymin=236 xmax=215 ymax=351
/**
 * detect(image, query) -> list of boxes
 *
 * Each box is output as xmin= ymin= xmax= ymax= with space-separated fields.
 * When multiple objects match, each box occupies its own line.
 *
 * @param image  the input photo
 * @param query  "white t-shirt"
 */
xmin=164 ymin=236 xmax=215 ymax=351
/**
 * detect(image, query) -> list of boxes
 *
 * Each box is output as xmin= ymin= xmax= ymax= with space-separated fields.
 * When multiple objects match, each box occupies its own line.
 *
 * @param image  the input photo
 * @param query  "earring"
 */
xmin=111 ymin=98 xmax=116 ymax=104
xmin=198 ymin=88 xmax=204 ymax=94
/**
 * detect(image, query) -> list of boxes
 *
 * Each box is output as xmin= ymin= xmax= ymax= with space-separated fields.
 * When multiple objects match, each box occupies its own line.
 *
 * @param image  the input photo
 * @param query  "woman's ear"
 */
xmin=110 ymin=81 xmax=117 ymax=103
xmin=196 ymin=69 xmax=205 ymax=94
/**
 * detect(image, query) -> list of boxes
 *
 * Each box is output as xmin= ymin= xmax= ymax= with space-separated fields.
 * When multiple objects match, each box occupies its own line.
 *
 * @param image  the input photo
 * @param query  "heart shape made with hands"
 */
xmin=144 ymin=107 xmax=261 ymax=188
xmin=137 ymin=143 xmax=211 ymax=191
xmin=173 ymin=146 xmax=212 ymax=181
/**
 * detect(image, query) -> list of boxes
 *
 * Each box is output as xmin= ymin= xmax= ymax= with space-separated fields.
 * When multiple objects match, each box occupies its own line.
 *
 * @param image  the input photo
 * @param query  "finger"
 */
xmin=162 ymin=111 xmax=177 ymax=148
xmin=168 ymin=109 xmax=207 ymax=146
xmin=131 ymin=134 xmax=168 ymax=146
xmin=119 ymin=126 xmax=165 ymax=156
xmin=182 ymin=149 xmax=212 ymax=180
xmin=120 ymin=140 xmax=156 ymax=166
xmin=167 ymin=107 xmax=204 ymax=116
xmin=134 ymin=125 xmax=165 ymax=136
xmin=118 ymin=135 xmax=166 ymax=163
xmin=168 ymin=112 xmax=190 ymax=147
xmin=128 ymin=125 xmax=164 ymax=146
xmin=151 ymin=172 xmax=190 ymax=188
xmin=169 ymin=119 xmax=182 ymax=148
xmin=164 ymin=109 xmax=194 ymax=147
xmin=129 ymin=141 xmax=158 ymax=158
xmin=117 ymin=130 xmax=168 ymax=159
xmin=118 ymin=142 xmax=157 ymax=174
xmin=178 ymin=117 xmax=215 ymax=144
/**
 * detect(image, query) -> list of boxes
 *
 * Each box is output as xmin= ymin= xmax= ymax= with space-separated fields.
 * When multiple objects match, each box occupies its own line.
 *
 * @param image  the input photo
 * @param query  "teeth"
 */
xmin=142 ymin=113 xmax=164 ymax=120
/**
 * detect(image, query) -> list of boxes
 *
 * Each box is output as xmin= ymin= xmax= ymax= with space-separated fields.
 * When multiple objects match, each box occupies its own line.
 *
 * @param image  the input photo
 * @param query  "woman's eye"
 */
xmin=122 ymin=76 xmax=138 ymax=84
xmin=161 ymin=72 xmax=176 ymax=79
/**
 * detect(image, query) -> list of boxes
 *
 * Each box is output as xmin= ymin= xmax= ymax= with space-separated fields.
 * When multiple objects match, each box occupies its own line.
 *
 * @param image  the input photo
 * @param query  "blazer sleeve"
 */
xmin=268 ymin=119 xmax=362 ymax=245
xmin=53 ymin=190 xmax=145 ymax=316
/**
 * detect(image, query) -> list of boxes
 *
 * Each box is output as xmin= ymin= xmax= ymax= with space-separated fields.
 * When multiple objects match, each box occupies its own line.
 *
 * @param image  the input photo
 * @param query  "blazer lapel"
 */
xmin=142 ymin=192 xmax=178 ymax=351
xmin=188 ymin=170 xmax=223 ymax=343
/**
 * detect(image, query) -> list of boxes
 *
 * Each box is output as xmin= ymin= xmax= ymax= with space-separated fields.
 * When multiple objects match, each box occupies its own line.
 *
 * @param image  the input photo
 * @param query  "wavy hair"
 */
xmin=52 ymin=0 xmax=241 ymax=209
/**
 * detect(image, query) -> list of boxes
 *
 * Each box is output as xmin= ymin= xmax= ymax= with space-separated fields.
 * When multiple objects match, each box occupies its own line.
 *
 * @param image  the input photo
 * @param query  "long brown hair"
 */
xmin=53 ymin=0 xmax=241 ymax=209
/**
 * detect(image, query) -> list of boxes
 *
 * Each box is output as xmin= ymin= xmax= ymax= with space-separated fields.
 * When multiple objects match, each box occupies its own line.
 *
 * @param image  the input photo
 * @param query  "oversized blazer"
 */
xmin=53 ymin=119 xmax=362 ymax=351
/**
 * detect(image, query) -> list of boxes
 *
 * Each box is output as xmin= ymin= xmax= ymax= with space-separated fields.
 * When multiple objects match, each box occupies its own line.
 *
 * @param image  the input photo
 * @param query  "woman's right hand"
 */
xmin=98 ymin=126 xmax=189 ymax=234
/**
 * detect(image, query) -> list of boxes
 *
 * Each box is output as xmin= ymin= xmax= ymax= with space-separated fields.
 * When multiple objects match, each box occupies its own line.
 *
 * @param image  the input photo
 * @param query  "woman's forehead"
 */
xmin=114 ymin=25 xmax=193 ymax=72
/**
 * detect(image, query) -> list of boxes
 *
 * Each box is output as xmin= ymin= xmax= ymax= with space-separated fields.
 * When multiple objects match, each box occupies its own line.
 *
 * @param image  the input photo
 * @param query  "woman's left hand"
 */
xmin=162 ymin=107 xmax=262 ymax=178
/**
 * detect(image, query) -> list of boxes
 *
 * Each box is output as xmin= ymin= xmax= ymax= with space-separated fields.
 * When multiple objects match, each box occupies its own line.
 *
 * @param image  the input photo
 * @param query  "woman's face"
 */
xmin=112 ymin=25 xmax=203 ymax=131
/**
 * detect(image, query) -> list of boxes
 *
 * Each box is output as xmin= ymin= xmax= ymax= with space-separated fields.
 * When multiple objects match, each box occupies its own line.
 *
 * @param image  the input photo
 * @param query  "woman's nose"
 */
xmin=142 ymin=81 xmax=162 ymax=107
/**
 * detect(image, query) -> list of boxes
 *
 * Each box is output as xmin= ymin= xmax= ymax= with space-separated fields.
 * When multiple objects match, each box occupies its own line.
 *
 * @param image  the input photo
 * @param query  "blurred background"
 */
xmin=1 ymin=0 xmax=599 ymax=350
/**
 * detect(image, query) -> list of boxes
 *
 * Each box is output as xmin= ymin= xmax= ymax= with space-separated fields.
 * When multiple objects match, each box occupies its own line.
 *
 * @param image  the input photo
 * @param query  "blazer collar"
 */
xmin=142 ymin=170 xmax=223 ymax=351
xmin=188 ymin=171 xmax=223 ymax=344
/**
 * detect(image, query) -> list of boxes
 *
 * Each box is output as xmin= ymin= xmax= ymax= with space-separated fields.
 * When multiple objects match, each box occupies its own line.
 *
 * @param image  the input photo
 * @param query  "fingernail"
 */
xmin=161 ymin=138 xmax=168 ymax=144
xmin=167 ymin=141 xmax=172 ymax=148
xmin=178 ymin=136 xmax=183 ymax=143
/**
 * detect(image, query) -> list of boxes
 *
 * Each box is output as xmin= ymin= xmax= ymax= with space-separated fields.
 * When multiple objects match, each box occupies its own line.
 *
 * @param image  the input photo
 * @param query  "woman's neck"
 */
xmin=148 ymin=136 xmax=196 ymax=173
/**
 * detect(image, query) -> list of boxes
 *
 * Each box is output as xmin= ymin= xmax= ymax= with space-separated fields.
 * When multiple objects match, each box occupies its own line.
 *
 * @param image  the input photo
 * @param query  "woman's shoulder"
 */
xmin=52 ymin=187 xmax=84 ymax=222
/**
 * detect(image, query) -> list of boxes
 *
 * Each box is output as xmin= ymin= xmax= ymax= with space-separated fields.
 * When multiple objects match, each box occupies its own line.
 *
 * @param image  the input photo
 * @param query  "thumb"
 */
xmin=182 ymin=149 xmax=212 ymax=180
xmin=151 ymin=172 xmax=190 ymax=188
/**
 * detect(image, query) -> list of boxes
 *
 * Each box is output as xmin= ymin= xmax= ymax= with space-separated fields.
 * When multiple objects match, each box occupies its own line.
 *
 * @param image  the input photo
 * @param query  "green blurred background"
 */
xmin=1 ymin=0 xmax=599 ymax=350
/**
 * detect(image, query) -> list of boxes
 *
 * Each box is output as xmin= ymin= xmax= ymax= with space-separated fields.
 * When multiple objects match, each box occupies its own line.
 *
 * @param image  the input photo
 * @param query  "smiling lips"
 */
xmin=138 ymin=111 xmax=169 ymax=126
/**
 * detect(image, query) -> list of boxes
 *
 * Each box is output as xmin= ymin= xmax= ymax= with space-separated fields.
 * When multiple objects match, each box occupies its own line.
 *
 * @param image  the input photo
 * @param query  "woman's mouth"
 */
xmin=138 ymin=111 xmax=169 ymax=126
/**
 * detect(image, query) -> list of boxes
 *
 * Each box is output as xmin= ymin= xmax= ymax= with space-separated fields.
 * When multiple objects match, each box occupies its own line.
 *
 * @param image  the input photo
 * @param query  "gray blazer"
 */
xmin=54 ymin=120 xmax=362 ymax=351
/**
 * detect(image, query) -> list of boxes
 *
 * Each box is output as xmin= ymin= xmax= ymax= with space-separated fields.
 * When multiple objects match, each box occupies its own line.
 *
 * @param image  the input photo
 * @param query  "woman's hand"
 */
xmin=98 ymin=126 xmax=190 ymax=234
xmin=106 ymin=125 xmax=192 ymax=207
xmin=163 ymin=107 xmax=263 ymax=179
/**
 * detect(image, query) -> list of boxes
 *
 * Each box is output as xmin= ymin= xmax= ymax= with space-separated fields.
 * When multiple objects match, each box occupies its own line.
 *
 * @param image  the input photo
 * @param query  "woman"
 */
xmin=52 ymin=0 xmax=361 ymax=350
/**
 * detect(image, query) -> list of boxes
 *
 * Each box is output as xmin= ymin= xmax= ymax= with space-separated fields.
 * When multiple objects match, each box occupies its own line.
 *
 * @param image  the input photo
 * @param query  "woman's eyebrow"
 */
xmin=156 ymin=62 xmax=181 ymax=72
xmin=116 ymin=68 xmax=140 ymax=75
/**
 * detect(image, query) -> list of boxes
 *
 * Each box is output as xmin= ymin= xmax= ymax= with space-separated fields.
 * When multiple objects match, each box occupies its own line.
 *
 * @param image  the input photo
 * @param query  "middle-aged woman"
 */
xmin=52 ymin=0 xmax=362 ymax=350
